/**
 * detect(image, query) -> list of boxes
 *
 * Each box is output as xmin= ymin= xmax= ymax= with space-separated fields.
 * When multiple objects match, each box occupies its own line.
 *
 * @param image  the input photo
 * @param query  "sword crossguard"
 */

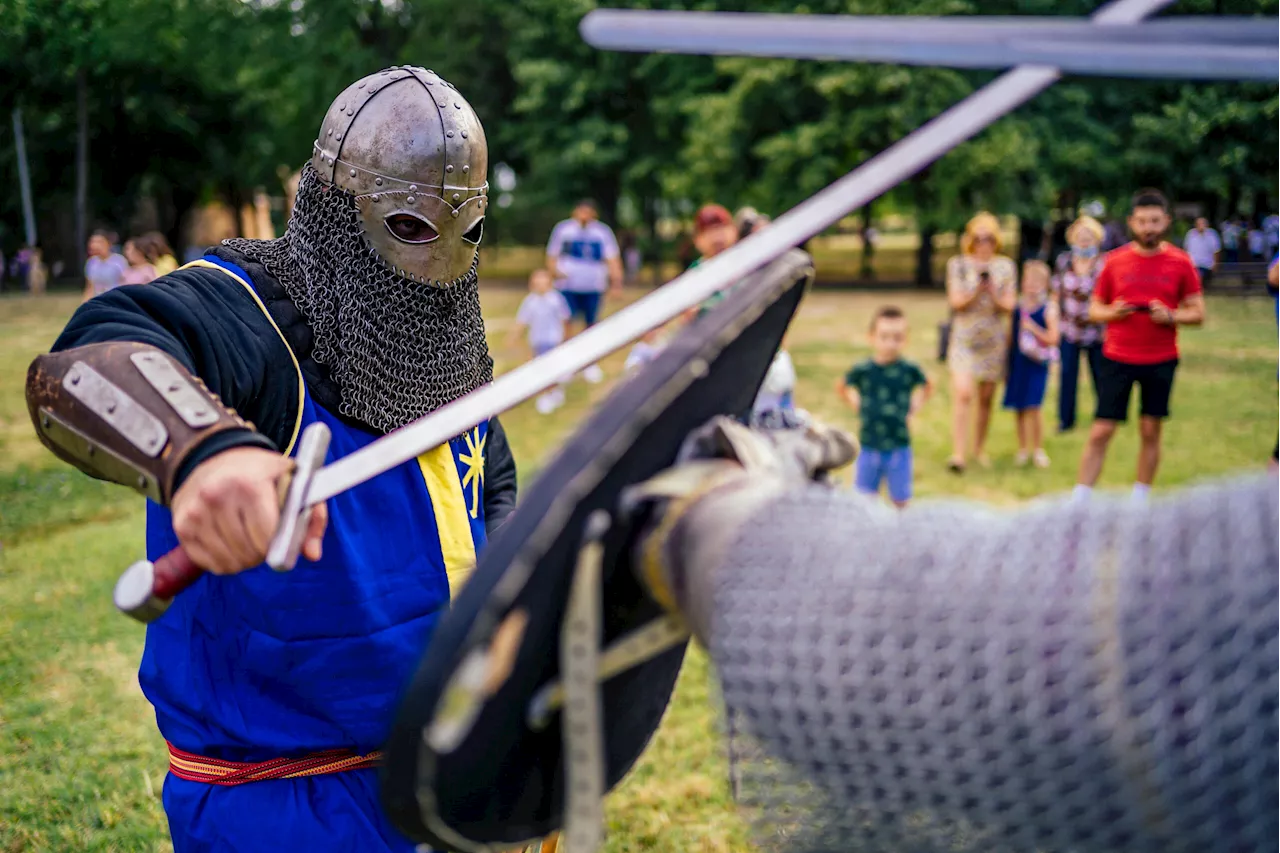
xmin=112 ymin=422 xmax=332 ymax=623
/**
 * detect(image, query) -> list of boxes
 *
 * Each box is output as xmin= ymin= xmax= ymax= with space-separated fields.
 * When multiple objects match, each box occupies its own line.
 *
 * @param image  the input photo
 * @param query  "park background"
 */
xmin=1 ymin=0 xmax=1278 ymax=286
xmin=1 ymin=1 xmax=1278 ymax=851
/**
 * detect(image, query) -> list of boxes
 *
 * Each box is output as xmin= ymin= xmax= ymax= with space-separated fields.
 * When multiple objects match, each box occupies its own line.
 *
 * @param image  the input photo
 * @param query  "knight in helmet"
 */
xmin=25 ymin=68 xmax=516 ymax=851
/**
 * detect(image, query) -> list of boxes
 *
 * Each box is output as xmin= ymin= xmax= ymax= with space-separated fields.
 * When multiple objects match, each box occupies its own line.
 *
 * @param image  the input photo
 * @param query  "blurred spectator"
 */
xmin=1055 ymin=216 xmax=1107 ymax=433
xmin=945 ymin=211 xmax=1016 ymax=473
xmin=1264 ymin=212 xmax=1279 ymax=260
xmin=734 ymin=206 xmax=771 ymax=241
xmin=1004 ymin=261 xmax=1059 ymax=468
xmin=1220 ymin=217 xmax=1243 ymax=263
xmin=83 ymin=231 xmax=128 ymax=301
xmin=121 ymin=238 xmax=158 ymax=285
xmin=1248 ymin=223 xmax=1266 ymax=260
xmin=619 ymin=230 xmax=642 ymax=286
xmin=1182 ymin=217 xmax=1220 ymax=288
xmin=142 ymin=231 xmax=179 ymax=276
xmin=545 ymin=198 xmax=622 ymax=383
xmin=1102 ymin=217 xmax=1127 ymax=252
xmin=687 ymin=203 xmax=739 ymax=319
xmin=625 ymin=328 xmax=665 ymax=373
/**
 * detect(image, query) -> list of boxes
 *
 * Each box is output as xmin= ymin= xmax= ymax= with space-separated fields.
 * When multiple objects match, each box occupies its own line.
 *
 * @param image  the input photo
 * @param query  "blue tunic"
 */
xmin=140 ymin=260 xmax=490 ymax=852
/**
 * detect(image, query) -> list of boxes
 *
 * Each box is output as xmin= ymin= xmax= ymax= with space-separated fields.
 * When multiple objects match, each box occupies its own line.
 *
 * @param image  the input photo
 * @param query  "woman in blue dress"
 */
xmin=1004 ymin=260 xmax=1060 ymax=468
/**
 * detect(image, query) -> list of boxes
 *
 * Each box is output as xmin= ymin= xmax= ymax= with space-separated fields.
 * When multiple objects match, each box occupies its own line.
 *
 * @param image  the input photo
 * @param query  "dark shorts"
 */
xmin=1095 ymin=354 xmax=1179 ymax=421
xmin=560 ymin=290 xmax=602 ymax=326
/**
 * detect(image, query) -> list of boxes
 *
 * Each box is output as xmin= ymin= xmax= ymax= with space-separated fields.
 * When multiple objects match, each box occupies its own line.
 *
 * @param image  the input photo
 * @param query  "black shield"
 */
xmin=382 ymin=249 xmax=814 ymax=849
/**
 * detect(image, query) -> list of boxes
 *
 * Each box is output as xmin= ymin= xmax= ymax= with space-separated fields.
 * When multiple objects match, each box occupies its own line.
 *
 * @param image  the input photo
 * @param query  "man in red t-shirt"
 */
xmin=1074 ymin=188 xmax=1205 ymax=504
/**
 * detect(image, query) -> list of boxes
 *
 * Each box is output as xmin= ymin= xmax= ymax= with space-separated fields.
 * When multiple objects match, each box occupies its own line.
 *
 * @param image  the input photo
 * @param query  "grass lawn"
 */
xmin=1 ymin=284 xmax=1274 ymax=852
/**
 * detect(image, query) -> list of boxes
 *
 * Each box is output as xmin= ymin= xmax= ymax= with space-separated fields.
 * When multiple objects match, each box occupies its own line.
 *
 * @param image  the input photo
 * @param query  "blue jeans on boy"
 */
xmin=854 ymin=447 xmax=914 ymax=503
xmin=1058 ymin=339 xmax=1102 ymax=432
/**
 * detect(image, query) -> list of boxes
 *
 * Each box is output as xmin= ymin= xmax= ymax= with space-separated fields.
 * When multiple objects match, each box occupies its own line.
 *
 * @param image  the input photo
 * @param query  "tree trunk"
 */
xmin=915 ymin=227 xmax=936 ymax=288
xmin=75 ymin=69 xmax=89 ymax=273
xmin=12 ymin=108 xmax=37 ymax=250
xmin=645 ymin=193 xmax=661 ymax=289
xmin=908 ymin=171 xmax=936 ymax=288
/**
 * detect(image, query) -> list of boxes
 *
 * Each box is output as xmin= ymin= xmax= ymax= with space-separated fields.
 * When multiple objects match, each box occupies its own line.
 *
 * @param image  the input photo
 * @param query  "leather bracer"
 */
xmin=26 ymin=342 xmax=258 ymax=504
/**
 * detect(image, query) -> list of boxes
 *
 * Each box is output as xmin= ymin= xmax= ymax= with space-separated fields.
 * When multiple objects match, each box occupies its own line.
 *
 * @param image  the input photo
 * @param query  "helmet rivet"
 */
xmin=369 ymin=86 xmax=377 ymax=93
xmin=447 ymin=131 xmax=454 ymax=138
xmin=454 ymin=102 xmax=461 ymax=110
xmin=409 ymin=185 xmax=418 ymax=192
xmin=452 ymin=209 xmax=459 ymax=218
xmin=349 ymin=169 xmax=357 ymax=177
xmin=461 ymin=131 xmax=468 ymax=139
xmin=462 ymin=165 xmax=469 ymax=173
xmin=358 ymin=82 xmax=365 ymax=89
xmin=327 ymin=129 xmax=333 ymax=136
xmin=453 ymin=193 xmax=460 ymax=202
xmin=347 ymin=109 xmax=354 ymax=116
xmin=338 ymin=103 xmax=345 ymax=110
xmin=427 ymin=69 xmax=434 ymax=74
xmin=439 ymin=101 xmax=447 ymax=108
xmin=375 ymin=177 xmax=383 ymax=186
xmin=371 ymin=194 xmax=379 ymax=201
xmin=446 ymin=165 xmax=454 ymax=173
xmin=336 ymin=134 xmax=342 ymax=141
xmin=406 ymin=196 xmax=415 ymax=204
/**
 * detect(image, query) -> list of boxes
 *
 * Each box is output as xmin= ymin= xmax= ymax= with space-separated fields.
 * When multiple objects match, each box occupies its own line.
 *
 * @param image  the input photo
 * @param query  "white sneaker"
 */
xmin=583 ymin=364 xmax=605 ymax=384
xmin=535 ymin=393 xmax=556 ymax=415
xmin=1014 ymin=451 xmax=1030 ymax=467
xmin=1033 ymin=449 xmax=1051 ymax=469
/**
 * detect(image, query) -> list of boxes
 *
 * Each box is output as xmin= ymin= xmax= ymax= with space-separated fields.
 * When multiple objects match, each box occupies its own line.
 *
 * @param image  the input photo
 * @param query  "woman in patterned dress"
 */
xmin=1054 ymin=215 xmax=1107 ymax=433
xmin=945 ymin=212 xmax=1017 ymax=472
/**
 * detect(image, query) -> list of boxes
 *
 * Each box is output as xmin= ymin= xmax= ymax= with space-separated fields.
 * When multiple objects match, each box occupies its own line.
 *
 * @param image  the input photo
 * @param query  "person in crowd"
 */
xmin=509 ymin=268 xmax=572 ymax=414
xmin=619 ymin=230 xmax=642 ymax=286
xmin=838 ymin=306 xmax=932 ymax=508
xmin=1004 ymin=261 xmax=1059 ymax=468
xmin=1220 ymin=217 xmax=1242 ymax=263
xmin=687 ymin=203 xmax=741 ymax=318
xmin=1075 ymin=188 xmax=1204 ymax=505
xmin=142 ymin=231 xmax=180 ymax=276
xmin=545 ymin=198 xmax=623 ymax=383
xmin=735 ymin=206 xmax=771 ymax=241
xmin=754 ymin=345 xmax=797 ymax=420
xmin=1102 ymin=217 xmax=1128 ymax=252
xmin=82 ymin=230 xmax=129 ymax=301
xmin=1264 ymin=212 xmax=1279 ymax=261
xmin=625 ymin=327 xmax=666 ymax=374
xmin=1247 ymin=222 xmax=1266 ymax=260
xmin=121 ymin=238 xmax=158 ymax=285
xmin=1182 ymin=216 xmax=1220 ymax=289
xmin=945 ymin=211 xmax=1017 ymax=473
xmin=1055 ymin=215 xmax=1107 ymax=433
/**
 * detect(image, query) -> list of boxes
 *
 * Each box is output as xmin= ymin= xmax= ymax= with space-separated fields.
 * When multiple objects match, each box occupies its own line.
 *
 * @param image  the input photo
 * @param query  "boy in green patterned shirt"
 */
xmin=837 ymin=306 xmax=933 ymax=507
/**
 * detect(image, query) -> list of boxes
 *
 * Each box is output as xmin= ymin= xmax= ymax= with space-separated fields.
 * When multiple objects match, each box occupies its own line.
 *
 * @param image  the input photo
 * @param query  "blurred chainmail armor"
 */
xmin=224 ymin=164 xmax=492 ymax=434
xmin=692 ymin=476 xmax=1278 ymax=853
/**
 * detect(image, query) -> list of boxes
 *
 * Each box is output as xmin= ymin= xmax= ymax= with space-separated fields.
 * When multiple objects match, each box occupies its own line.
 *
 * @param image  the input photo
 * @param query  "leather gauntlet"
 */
xmin=26 ymin=342 xmax=258 ymax=504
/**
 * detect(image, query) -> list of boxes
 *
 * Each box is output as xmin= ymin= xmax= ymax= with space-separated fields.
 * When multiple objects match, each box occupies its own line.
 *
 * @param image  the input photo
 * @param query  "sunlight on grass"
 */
xmin=0 ymin=284 xmax=1274 ymax=851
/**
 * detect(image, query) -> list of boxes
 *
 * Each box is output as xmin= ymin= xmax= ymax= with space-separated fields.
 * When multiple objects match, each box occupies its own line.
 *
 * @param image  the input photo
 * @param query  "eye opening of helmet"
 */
xmin=461 ymin=216 xmax=484 ymax=246
xmin=385 ymin=212 xmax=439 ymax=244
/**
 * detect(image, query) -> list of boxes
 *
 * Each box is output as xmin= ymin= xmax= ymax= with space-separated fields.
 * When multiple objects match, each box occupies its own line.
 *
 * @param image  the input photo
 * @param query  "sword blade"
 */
xmin=580 ymin=11 xmax=1277 ymax=80
xmin=305 ymin=0 xmax=1171 ymax=509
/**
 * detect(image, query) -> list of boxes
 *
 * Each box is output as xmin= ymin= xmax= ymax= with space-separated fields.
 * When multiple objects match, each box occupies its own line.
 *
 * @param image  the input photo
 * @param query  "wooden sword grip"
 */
xmin=114 ymin=546 xmax=203 ymax=624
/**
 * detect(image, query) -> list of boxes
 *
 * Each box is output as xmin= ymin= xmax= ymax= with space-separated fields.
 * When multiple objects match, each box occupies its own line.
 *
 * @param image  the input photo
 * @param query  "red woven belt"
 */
xmin=166 ymin=741 xmax=383 ymax=786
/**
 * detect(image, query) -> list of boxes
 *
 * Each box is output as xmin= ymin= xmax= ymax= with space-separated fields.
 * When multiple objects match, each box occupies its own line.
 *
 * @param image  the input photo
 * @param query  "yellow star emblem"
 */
xmin=458 ymin=427 xmax=486 ymax=519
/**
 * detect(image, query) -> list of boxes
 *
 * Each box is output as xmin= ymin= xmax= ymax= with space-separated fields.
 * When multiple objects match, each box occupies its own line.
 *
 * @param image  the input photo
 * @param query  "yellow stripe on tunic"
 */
xmin=417 ymin=446 xmax=477 ymax=600
xmin=180 ymin=259 xmax=305 ymax=455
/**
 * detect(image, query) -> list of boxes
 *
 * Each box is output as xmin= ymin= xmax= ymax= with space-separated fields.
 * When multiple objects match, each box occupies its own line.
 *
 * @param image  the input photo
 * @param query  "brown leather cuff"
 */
xmin=26 ymin=342 xmax=266 ymax=504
